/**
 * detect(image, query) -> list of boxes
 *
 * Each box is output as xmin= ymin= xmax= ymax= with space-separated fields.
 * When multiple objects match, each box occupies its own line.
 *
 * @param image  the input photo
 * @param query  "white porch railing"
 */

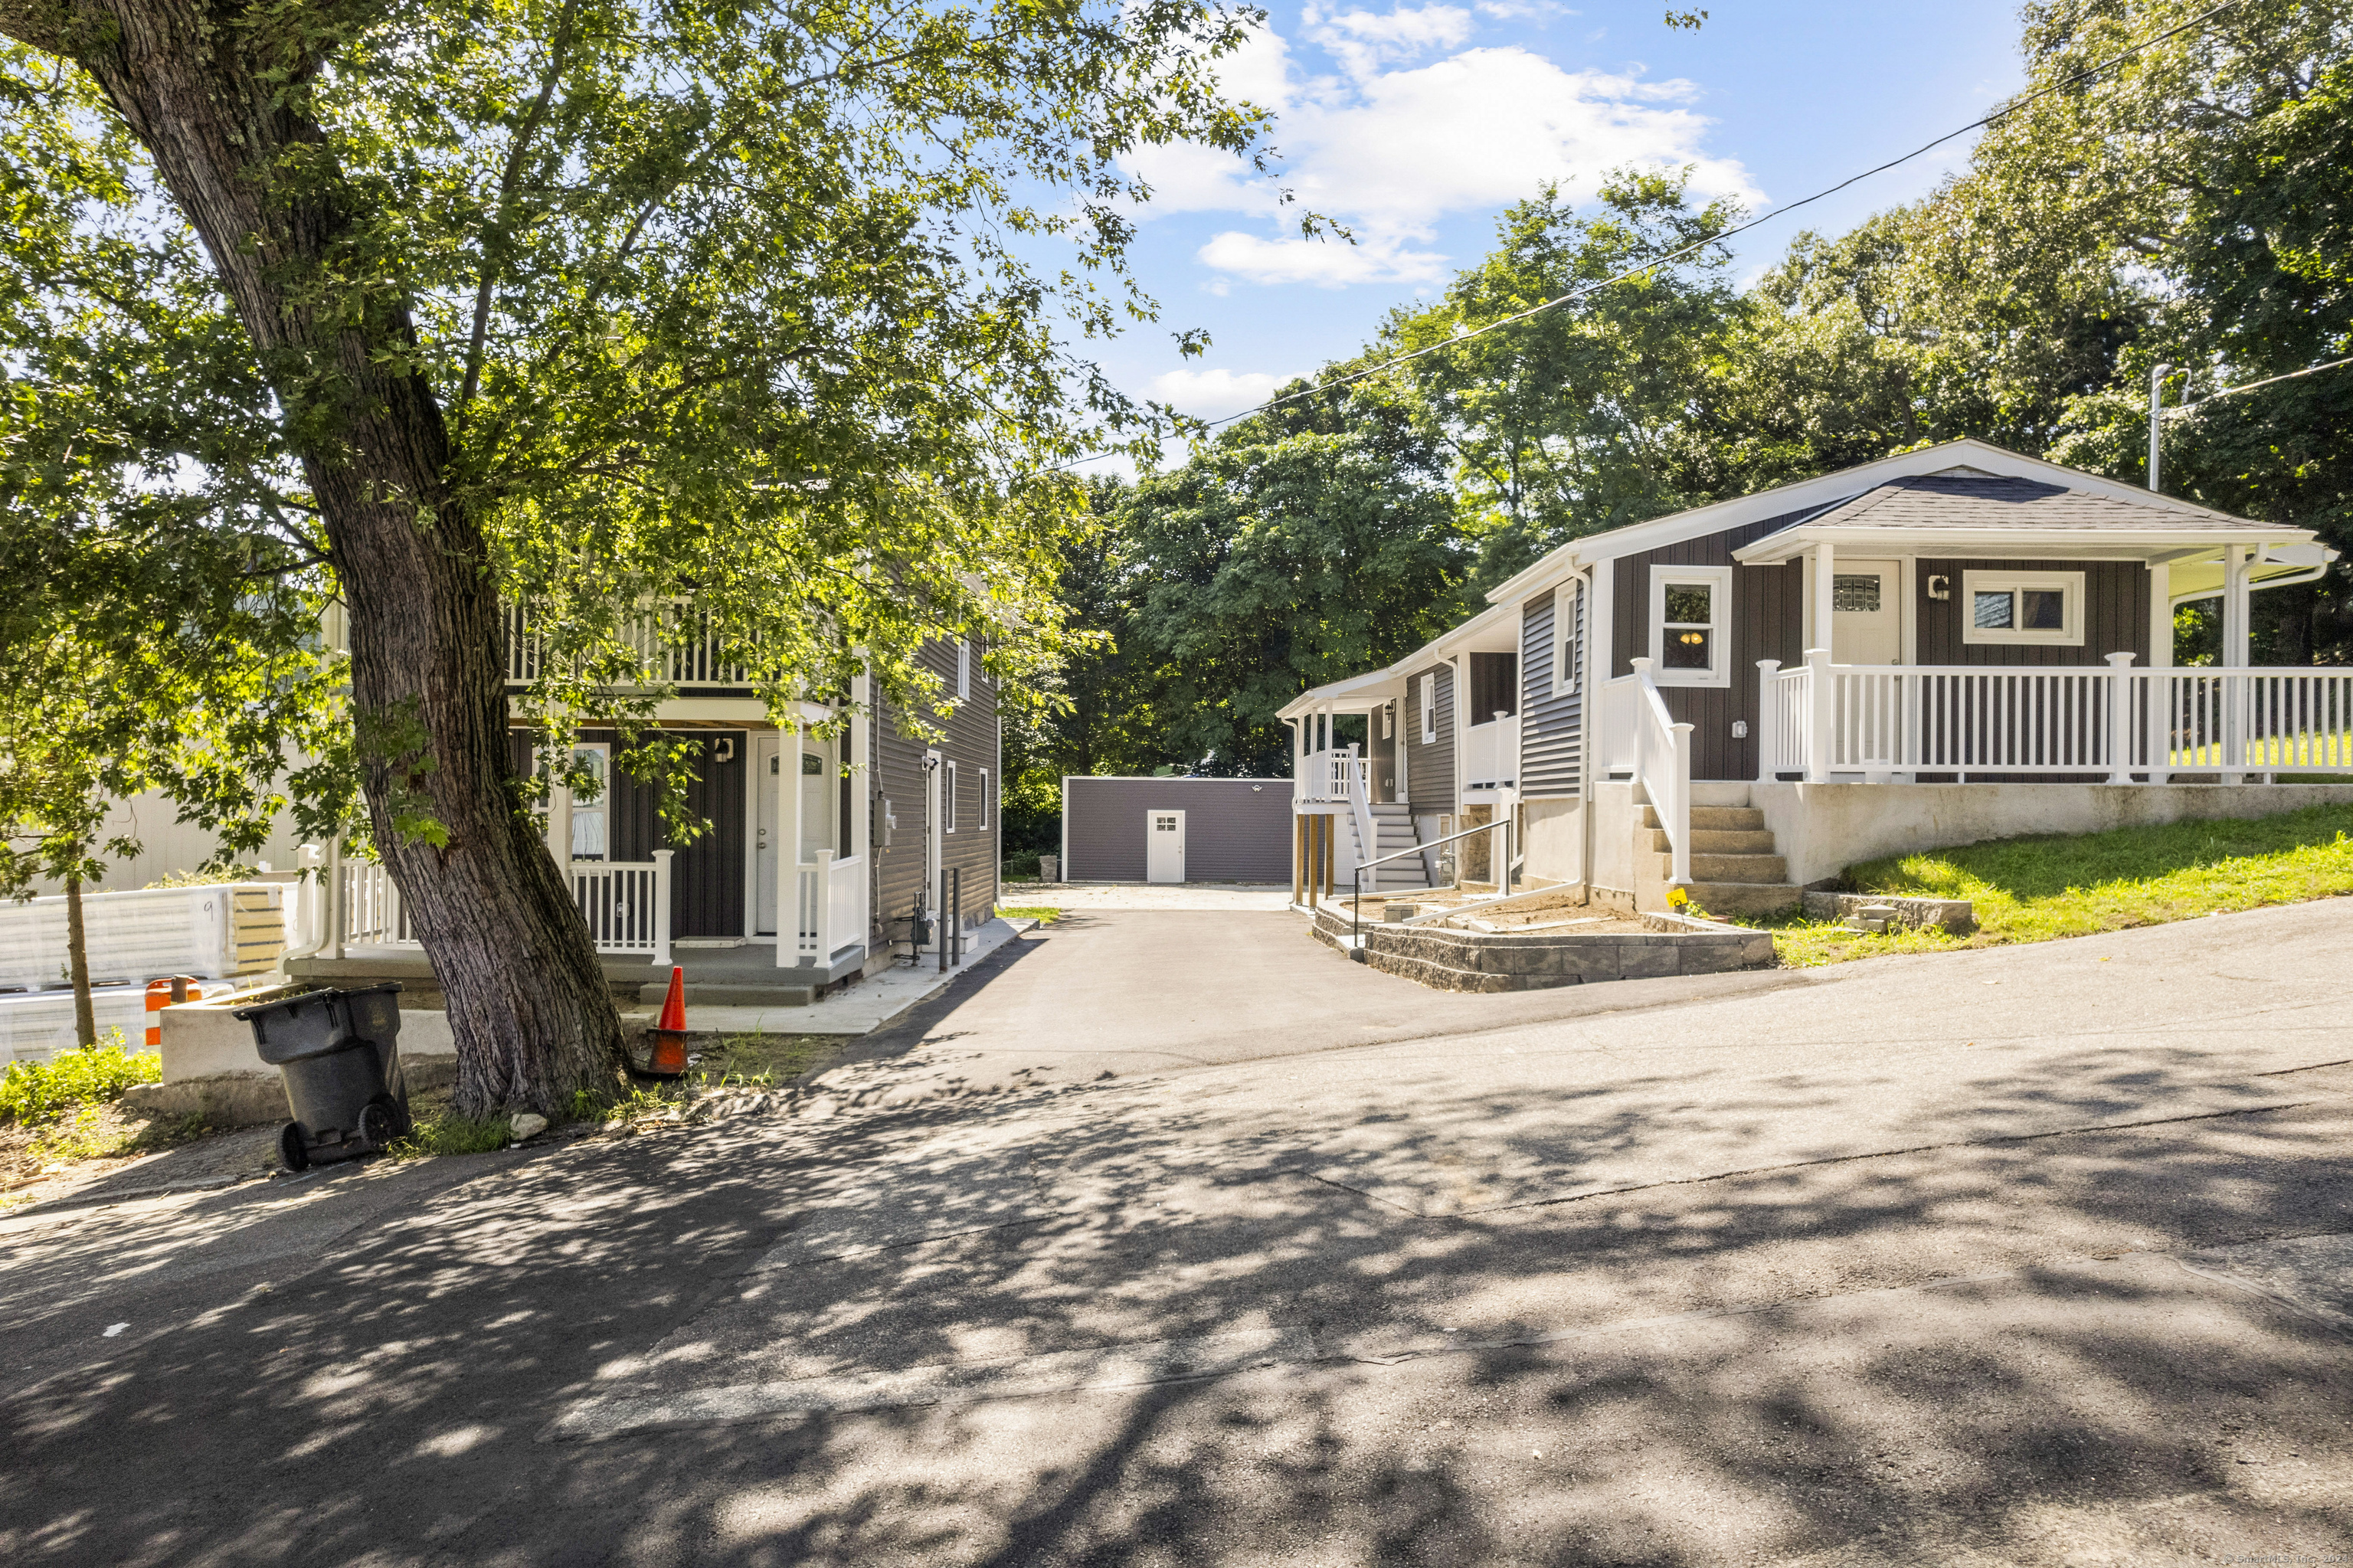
xmin=794 ymin=850 xmax=868 ymax=966
xmin=1759 ymin=655 xmax=2353 ymax=783
xmin=1461 ymin=714 xmax=1520 ymax=790
xmin=1626 ymin=659 xmax=1694 ymax=887
xmin=571 ymin=851 xmax=673 ymax=964
xmin=504 ymin=600 xmax=745 ymax=686
xmin=1296 ymin=746 xmax=1366 ymax=804
xmin=339 ymin=852 xmax=675 ymax=963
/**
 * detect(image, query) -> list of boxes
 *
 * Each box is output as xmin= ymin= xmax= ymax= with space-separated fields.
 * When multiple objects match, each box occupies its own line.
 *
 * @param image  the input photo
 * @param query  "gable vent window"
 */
xmin=944 ymin=761 xmax=958 ymax=833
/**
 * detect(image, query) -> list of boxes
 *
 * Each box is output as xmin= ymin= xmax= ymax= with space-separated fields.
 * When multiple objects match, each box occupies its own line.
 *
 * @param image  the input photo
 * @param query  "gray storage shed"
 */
xmin=1060 ymin=777 xmax=1292 ymax=883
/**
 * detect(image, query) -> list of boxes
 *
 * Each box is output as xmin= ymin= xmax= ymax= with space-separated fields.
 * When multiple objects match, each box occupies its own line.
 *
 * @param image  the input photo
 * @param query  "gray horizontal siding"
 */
xmin=1406 ymin=663 xmax=1455 ymax=814
xmin=1520 ymin=587 xmax=1581 ymax=798
xmin=1063 ymin=777 xmax=1291 ymax=882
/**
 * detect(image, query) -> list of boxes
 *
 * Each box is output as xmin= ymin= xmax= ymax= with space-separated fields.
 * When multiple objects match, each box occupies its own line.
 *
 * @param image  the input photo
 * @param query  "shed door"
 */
xmin=1145 ymin=810 xmax=1186 ymax=884
xmin=1831 ymin=560 xmax=1902 ymax=666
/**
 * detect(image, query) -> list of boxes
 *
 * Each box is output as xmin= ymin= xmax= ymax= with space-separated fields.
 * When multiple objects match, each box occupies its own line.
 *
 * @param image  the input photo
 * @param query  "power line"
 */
xmin=1060 ymin=0 xmax=2237 ymax=471
xmin=2165 ymin=355 xmax=2353 ymax=417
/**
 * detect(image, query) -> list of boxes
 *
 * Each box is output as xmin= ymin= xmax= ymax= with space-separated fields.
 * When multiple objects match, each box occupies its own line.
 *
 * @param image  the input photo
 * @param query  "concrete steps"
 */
xmin=1635 ymin=785 xmax=1802 ymax=917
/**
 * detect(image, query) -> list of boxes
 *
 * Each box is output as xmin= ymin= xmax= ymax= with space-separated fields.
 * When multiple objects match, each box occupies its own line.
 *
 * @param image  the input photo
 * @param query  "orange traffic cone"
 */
xmin=644 ymin=965 xmax=689 ymax=1078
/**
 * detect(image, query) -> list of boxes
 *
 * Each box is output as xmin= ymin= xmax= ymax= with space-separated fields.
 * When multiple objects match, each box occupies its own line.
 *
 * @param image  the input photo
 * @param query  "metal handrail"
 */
xmin=1346 ymin=816 xmax=1512 ymax=961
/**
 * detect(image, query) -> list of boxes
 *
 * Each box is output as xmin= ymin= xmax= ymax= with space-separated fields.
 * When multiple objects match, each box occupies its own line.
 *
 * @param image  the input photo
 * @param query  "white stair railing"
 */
xmin=1628 ymin=657 xmax=1694 ymax=888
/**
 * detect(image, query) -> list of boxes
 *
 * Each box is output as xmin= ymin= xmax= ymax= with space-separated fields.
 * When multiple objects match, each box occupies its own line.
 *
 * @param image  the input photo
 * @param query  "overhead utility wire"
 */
xmin=1058 ymin=0 xmax=2236 ymax=470
xmin=2163 ymin=355 xmax=2353 ymax=417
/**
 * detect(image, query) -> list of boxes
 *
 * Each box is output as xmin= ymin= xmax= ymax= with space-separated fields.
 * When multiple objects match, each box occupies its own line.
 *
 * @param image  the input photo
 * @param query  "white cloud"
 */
xmin=1147 ymin=367 xmax=1288 ymax=418
xmin=1304 ymin=2 xmax=1475 ymax=80
xmin=1123 ymin=8 xmax=1761 ymax=293
xmin=1196 ymin=230 xmax=1448 ymax=288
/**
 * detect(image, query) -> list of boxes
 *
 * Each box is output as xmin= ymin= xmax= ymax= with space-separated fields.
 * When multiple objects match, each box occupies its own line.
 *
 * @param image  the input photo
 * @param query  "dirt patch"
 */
xmin=1446 ymin=912 xmax=1653 ymax=935
xmin=0 ymin=1102 xmax=275 ymax=1215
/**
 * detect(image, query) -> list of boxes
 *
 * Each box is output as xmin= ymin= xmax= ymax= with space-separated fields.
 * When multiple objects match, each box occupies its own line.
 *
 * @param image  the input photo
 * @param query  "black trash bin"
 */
xmin=234 ymin=983 xmax=414 ymax=1172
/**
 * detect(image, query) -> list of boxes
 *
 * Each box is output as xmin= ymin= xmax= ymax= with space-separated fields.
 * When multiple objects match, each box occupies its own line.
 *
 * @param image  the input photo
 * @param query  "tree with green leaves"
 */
xmin=0 ymin=0 xmax=1278 ymax=1113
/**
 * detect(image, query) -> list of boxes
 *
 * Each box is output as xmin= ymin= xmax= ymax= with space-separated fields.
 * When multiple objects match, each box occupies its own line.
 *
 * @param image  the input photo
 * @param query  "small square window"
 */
xmin=1973 ymin=590 xmax=2014 ymax=630
xmin=1833 ymin=574 xmax=1882 ymax=612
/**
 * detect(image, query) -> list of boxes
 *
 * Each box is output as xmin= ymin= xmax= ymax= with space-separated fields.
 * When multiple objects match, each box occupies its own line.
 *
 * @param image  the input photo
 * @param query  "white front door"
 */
xmin=1146 ymin=810 xmax=1186 ymax=884
xmin=1831 ymin=560 xmax=1903 ymax=666
xmin=754 ymin=735 xmax=781 ymax=935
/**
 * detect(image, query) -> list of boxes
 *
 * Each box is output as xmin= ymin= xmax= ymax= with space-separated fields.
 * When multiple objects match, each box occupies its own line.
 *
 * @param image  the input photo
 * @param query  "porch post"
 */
xmin=1755 ymin=660 xmax=1781 ymax=784
xmin=2104 ymin=653 xmax=2137 ymax=785
xmin=326 ymin=834 xmax=345 ymax=960
xmin=812 ymin=848 xmax=834 ymax=969
xmin=1292 ymin=813 xmax=1305 ymax=906
xmin=1805 ymin=647 xmax=1832 ymax=784
xmin=650 ymin=848 xmax=674 ymax=969
xmin=1812 ymin=540 xmax=1836 ymax=657
xmin=2224 ymin=545 xmax=2251 ymax=782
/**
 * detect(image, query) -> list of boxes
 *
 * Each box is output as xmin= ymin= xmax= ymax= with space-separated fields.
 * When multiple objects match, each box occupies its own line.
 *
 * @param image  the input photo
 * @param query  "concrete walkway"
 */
xmin=1000 ymin=881 xmax=1294 ymax=911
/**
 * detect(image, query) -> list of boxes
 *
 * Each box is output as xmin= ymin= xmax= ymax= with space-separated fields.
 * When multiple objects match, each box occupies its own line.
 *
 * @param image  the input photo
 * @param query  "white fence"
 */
xmin=1625 ymin=660 xmax=1694 ymax=885
xmin=1296 ymin=746 xmax=1366 ymax=804
xmin=1759 ymin=656 xmax=2353 ymax=782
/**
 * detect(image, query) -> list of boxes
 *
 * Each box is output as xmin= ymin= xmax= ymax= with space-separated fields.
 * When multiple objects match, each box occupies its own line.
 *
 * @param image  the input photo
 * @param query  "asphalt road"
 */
xmin=5 ymin=902 xmax=2352 ymax=1566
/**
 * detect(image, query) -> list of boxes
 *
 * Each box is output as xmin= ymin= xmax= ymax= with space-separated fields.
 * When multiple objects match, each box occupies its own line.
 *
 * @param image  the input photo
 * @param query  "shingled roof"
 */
xmin=1805 ymin=472 xmax=2273 ymax=533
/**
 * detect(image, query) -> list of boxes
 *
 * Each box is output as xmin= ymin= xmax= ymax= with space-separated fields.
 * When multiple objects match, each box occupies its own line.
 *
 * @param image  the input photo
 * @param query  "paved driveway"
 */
xmin=830 ymin=908 xmax=1804 ymax=1089
xmin=6 ymin=902 xmax=2353 ymax=1566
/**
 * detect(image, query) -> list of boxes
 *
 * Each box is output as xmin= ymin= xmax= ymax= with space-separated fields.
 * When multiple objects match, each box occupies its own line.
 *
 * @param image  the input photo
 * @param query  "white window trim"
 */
xmin=944 ymin=760 xmax=958 ymax=833
xmin=977 ymin=768 xmax=990 ymax=832
xmin=1552 ymin=578 xmax=1583 ymax=698
xmin=1648 ymin=565 xmax=1733 ymax=688
xmin=1419 ymin=673 xmax=1437 ymax=744
xmin=1961 ymin=569 xmax=2084 ymax=647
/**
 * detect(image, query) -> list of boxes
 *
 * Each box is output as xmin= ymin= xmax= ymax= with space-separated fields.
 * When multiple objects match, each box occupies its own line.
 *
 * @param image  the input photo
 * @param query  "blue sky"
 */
xmin=1085 ymin=0 xmax=2032 ymax=445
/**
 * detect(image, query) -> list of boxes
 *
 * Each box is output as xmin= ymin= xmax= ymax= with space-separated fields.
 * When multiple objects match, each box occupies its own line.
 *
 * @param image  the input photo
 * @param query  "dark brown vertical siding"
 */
xmin=1915 ymin=559 xmax=2149 ymax=665
xmin=509 ymin=726 xmax=745 ymax=935
xmin=869 ymin=638 xmax=999 ymax=949
xmin=1608 ymin=507 xmax=1813 ymax=781
xmin=1520 ymin=588 xmax=1581 ymax=798
xmin=1406 ymin=662 xmax=1455 ymax=813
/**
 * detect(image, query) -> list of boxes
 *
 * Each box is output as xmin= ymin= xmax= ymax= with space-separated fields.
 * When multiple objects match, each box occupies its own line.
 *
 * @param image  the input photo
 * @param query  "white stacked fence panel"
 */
xmin=826 ymin=853 xmax=863 ymax=962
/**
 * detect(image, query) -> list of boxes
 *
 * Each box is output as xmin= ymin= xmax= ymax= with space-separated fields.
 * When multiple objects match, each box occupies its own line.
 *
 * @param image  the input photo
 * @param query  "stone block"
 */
xmin=1803 ymin=891 xmax=1975 ymax=932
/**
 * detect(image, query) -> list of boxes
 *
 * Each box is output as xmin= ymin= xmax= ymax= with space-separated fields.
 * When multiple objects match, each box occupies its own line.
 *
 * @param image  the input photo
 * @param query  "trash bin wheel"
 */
xmin=358 ymin=1099 xmax=399 ymax=1151
xmin=370 ymin=1090 xmax=413 ymax=1139
xmin=278 ymin=1121 xmax=310 ymax=1174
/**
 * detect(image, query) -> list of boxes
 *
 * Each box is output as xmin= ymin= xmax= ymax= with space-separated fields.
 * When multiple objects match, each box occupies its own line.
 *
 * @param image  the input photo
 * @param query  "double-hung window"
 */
xmin=1553 ymin=579 xmax=1585 ymax=697
xmin=1962 ymin=570 xmax=2083 ymax=646
xmin=1648 ymin=565 xmax=1732 ymax=686
xmin=1419 ymin=673 xmax=1437 ymax=743
xmin=955 ymin=640 xmax=972 ymax=700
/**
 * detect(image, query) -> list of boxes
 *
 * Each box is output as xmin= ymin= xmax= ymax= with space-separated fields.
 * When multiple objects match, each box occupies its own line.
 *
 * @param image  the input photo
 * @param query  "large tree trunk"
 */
xmin=6 ymin=0 xmax=623 ymax=1112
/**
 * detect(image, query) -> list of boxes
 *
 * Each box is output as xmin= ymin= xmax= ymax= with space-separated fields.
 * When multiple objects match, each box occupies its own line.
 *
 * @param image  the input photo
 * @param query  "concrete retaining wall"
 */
xmin=1756 ymin=781 xmax=2353 ymax=887
xmin=1311 ymin=906 xmax=1772 ymax=993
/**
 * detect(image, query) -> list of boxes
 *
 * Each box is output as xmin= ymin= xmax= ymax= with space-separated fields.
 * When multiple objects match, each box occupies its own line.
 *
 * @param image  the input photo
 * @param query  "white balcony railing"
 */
xmin=1759 ymin=655 xmax=2353 ymax=783
xmin=793 ymin=850 xmax=868 ymax=967
xmin=339 ymin=853 xmax=674 ymax=963
xmin=504 ymin=600 xmax=745 ymax=687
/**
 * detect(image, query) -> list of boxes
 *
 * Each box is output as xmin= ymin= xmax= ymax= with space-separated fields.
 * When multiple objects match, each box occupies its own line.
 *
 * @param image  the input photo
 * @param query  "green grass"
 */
xmin=0 ymin=1033 xmax=159 ymax=1127
xmin=1741 ymin=803 xmax=2353 ymax=967
xmin=994 ymin=905 xmax=1061 ymax=924
xmin=686 ymin=1031 xmax=838 ymax=1090
xmin=2165 ymin=728 xmax=2353 ymax=774
xmin=388 ymin=1111 xmax=513 ymax=1159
